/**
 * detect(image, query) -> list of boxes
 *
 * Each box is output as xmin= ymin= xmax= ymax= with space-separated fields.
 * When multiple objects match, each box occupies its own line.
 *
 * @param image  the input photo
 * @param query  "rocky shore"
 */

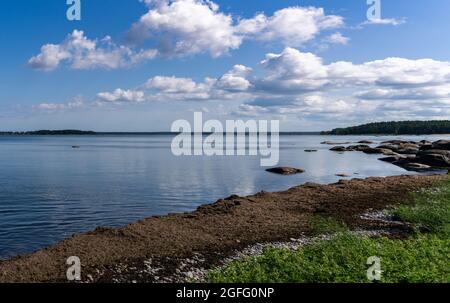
xmin=0 ymin=174 xmax=446 ymax=283
xmin=327 ymin=139 xmax=450 ymax=172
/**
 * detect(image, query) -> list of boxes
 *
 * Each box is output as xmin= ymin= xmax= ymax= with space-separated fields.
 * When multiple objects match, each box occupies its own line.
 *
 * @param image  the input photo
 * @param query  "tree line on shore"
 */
xmin=322 ymin=121 xmax=450 ymax=135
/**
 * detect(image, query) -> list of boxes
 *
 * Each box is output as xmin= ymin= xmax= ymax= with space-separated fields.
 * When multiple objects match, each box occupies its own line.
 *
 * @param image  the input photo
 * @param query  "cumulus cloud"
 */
xmin=97 ymin=89 xmax=146 ymax=103
xmin=323 ymin=32 xmax=349 ymax=45
xmin=94 ymin=47 xmax=450 ymax=122
xmin=28 ymin=30 xmax=158 ymax=71
xmin=30 ymin=1 xmax=345 ymax=70
xmin=237 ymin=7 xmax=344 ymax=47
xmin=127 ymin=1 xmax=344 ymax=57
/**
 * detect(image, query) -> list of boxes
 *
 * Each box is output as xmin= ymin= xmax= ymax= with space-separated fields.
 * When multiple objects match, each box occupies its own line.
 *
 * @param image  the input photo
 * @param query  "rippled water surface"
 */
xmin=0 ymin=134 xmax=447 ymax=258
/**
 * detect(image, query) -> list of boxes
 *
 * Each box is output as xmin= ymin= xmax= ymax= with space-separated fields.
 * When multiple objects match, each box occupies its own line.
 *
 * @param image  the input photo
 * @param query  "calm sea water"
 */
xmin=0 ymin=134 xmax=447 ymax=259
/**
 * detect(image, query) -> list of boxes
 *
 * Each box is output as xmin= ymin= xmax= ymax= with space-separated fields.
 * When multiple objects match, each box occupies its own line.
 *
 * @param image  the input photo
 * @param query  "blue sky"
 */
xmin=1 ymin=0 xmax=449 ymax=131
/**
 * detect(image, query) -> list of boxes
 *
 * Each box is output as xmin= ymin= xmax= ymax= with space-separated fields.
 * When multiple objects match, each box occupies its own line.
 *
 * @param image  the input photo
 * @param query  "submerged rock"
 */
xmin=266 ymin=167 xmax=305 ymax=175
xmin=336 ymin=173 xmax=351 ymax=177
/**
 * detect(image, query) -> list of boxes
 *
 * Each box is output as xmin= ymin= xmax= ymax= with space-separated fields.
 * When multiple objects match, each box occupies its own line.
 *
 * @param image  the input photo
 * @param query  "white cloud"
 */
xmin=128 ymin=0 xmax=242 ymax=57
xmin=128 ymin=1 xmax=344 ymax=57
xmin=362 ymin=17 xmax=406 ymax=26
xmin=97 ymin=89 xmax=145 ymax=103
xmin=30 ymin=1 xmax=346 ymax=70
xmin=238 ymin=7 xmax=344 ymax=47
xmin=324 ymin=32 xmax=349 ymax=45
xmin=28 ymin=30 xmax=158 ymax=71
xmin=93 ymin=48 xmax=450 ymax=123
xmin=215 ymin=65 xmax=253 ymax=92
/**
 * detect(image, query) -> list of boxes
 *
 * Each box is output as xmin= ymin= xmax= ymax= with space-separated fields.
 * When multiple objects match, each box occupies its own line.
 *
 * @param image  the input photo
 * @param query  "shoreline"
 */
xmin=0 ymin=174 xmax=447 ymax=283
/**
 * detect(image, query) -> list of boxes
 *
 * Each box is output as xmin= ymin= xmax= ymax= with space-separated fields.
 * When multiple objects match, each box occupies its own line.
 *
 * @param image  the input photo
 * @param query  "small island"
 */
xmin=0 ymin=130 xmax=97 ymax=135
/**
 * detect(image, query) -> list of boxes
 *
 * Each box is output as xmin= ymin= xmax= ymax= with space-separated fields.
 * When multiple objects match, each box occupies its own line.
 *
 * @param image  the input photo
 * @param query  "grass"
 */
xmin=309 ymin=215 xmax=348 ymax=235
xmin=208 ymin=180 xmax=450 ymax=283
xmin=392 ymin=186 xmax=450 ymax=237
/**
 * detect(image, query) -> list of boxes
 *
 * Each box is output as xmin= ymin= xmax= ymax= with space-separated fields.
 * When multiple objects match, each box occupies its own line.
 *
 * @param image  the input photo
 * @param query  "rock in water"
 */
xmin=321 ymin=141 xmax=351 ymax=145
xmin=266 ymin=167 xmax=305 ymax=175
xmin=415 ymin=153 xmax=450 ymax=167
xmin=330 ymin=146 xmax=347 ymax=152
xmin=432 ymin=140 xmax=450 ymax=150
xmin=336 ymin=174 xmax=351 ymax=177
xmin=402 ymin=163 xmax=432 ymax=171
xmin=363 ymin=148 xmax=393 ymax=155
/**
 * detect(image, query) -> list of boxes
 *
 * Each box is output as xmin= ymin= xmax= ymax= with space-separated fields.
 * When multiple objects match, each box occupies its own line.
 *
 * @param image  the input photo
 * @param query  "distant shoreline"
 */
xmin=0 ymin=131 xmax=323 ymax=136
xmin=2 ymin=131 xmax=450 ymax=136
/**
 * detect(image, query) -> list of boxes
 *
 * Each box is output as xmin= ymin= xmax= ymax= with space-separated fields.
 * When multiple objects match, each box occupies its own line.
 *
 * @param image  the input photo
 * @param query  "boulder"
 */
xmin=419 ymin=140 xmax=432 ymax=145
xmin=321 ymin=141 xmax=351 ymax=145
xmin=396 ymin=147 xmax=419 ymax=155
xmin=346 ymin=144 xmax=371 ymax=152
xmin=415 ymin=153 xmax=450 ymax=167
xmin=357 ymin=140 xmax=374 ymax=144
xmin=363 ymin=148 xmax=393 ymax=155
xmin=330 ymin=146 xmax=347 ymax=152
xmin=432 ymin=140 xmax=450 ymax=150
xmin=266 ymin=167 xmax=305 ymax=175
xmin=402 ymin=163 xmax=432 ymax=171
xmin=377 ymin=143 xmax=419 ymax=154
xmin=304 ymin=149 xmax=318 ymax=152
xmin=336 ymin=173 xmax=351 ymax=177
xmin=381 ymin=140 xmax=413 ymax=145
xmin=418 ymin=149 xmax=450 ymax=157
xmin=379 ymin=155 xmax=405 ymax=163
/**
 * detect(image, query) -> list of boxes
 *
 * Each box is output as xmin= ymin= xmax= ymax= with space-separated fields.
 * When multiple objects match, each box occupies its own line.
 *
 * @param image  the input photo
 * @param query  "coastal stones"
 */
xmin=414 ymin=154 xmax=450 ymax=167
xmin=417 ymin=149 xmax=450 ymax=157
xmin=402 ymin=163 xmax=432 ymax=171
xmin=266 ymin=167 xmax=305 ymax=175
xmin=304 ymin=149 xmax=318 ymax=152
xmin=431 ymin=140 xmax=450 ymax=150
xmin=379 ymin=155 xmax=406 ymax=163
xmin=330 ymin=146 xmax=347 ymax=152
xmin=321 ymin=141 xmax=351 ymax=145
xmin=325 ymin=138 xmax=450 ymax=171
xmin=336 ymin=173 xmax=351 ymax=177
xmin=363 ymin=148 xmax=393 ymax=155
xmin=346 ymin=144 xmax=371 ymax=152
xmin=376 ymin=142 xmax=419 ymax=154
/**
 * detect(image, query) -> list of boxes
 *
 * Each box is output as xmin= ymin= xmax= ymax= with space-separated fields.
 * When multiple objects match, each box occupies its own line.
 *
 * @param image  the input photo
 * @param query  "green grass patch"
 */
xmin=209 ymin=179 xmax=450 ymax=283
xmin=309 ymin=215 xmax=348 ymax=235
xmin=392 ymin=183 xmax=450 ymax=237
xmin=209 ymin=234 xmax=449 ymax=283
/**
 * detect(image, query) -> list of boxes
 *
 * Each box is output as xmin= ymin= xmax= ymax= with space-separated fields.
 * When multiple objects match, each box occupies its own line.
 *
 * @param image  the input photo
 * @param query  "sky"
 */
xmin=0 ymin=0 xmax=449 ymax=131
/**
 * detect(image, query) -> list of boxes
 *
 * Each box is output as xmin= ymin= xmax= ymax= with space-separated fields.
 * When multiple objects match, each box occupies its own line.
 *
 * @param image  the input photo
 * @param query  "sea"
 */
xmin=0 ymin=134 xmax=447 ymax=259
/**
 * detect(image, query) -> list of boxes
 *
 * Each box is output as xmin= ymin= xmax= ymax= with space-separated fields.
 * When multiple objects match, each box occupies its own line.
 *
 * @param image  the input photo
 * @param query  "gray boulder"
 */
xmin=432 ymin=140 xmax=450 ymax=150
xmin=330 ymin=146 xmax=347 ymax=152
xmin=266 ymin=167 xmax=305 ymax=175
xmin=415 ymin=153 xmax=450 ymax=167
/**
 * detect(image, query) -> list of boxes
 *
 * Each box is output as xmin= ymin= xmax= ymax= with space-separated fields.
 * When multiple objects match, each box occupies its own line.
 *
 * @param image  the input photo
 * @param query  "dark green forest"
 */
xmin=322 ymin=121 xmax=450 ymax=135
